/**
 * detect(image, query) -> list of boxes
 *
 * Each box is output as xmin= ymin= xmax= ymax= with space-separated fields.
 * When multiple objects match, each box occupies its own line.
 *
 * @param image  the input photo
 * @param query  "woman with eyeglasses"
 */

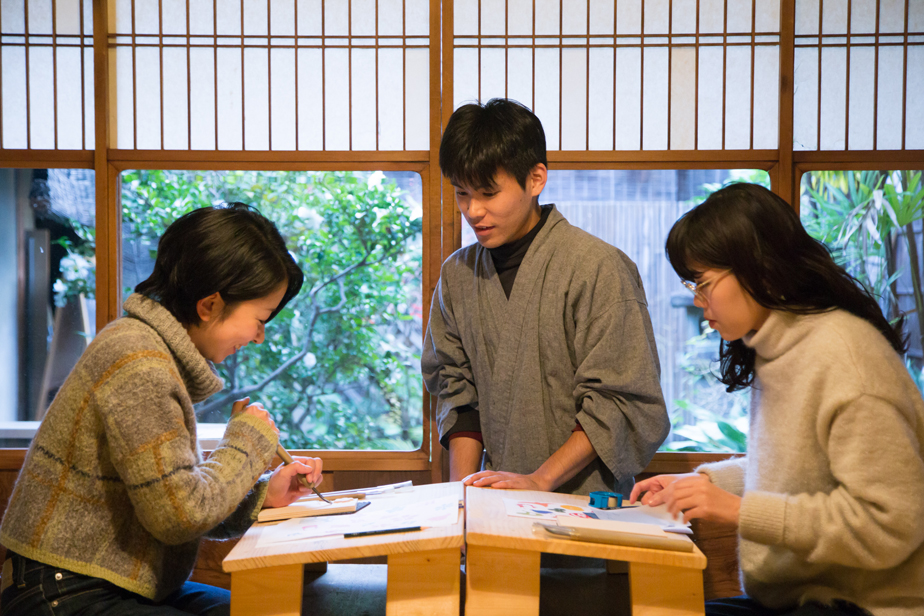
xmin=630 ymin=182 xmax=924 ymax=616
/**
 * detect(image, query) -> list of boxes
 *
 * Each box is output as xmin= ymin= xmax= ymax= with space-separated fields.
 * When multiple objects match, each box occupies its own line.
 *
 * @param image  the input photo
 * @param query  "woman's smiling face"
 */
xmin=186 ymin=284 xmax=286 ymax=363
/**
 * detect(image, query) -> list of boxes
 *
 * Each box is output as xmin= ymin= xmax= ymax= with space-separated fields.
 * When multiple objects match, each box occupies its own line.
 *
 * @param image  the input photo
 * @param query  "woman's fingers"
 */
xmin=657 ymin=476 xmax=739 ymax=524
xmin=242 ymin=403 xmax=279 ymax=435
xmin=290 ymin=456 xmax=323 ymax=486
xmin=231 ymin=397 xmax=251 ymax=415
xmin=629 ymin=476 xmax=667 ymax=503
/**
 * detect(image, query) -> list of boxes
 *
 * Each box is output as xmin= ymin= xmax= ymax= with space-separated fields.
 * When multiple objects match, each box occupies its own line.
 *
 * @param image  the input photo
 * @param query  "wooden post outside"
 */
xmin=93 ymin=0 xmax=117 ymax=332
xmin=778 ymin=0 xmax=796 ymax=208
xmin=425 ymin=0 xmax=446 ymax=483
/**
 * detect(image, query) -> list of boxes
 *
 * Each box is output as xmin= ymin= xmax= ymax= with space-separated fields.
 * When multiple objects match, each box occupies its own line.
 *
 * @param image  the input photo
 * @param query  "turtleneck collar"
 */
xmin=488 ymin=204 xmax=552 ymax=269
xmin=122 ymin=293 xmax=225 ymax=403
xmin=742 ymin=309 xmax=824 ymax=361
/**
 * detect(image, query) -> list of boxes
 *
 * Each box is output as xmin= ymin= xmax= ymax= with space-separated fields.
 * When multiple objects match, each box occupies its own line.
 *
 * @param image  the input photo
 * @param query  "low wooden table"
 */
xmin=464 ymin=486 xmax=707 ymax=616
xmin=223 ymin=481 xmax=464 ymax=616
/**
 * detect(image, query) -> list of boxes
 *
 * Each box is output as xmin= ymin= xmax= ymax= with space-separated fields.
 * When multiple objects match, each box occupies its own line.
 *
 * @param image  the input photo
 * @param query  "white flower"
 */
xmin=296 ymin=206 xmax=323 ymax=229
xmin=367 ymin=171 xmax=386 ymax=188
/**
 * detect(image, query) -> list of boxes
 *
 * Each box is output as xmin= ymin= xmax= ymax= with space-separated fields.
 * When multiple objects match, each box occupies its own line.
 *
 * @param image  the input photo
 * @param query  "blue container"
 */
xmin=588 ymin=491 xmax=622 ymax=509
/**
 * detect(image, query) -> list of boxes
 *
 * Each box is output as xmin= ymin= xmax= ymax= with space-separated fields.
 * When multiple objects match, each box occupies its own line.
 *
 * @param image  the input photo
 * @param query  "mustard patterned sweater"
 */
xmin=698 ymin=309 xmax=924 ymax=616
xmin=0 ymin=294 xmax=279 ymax=601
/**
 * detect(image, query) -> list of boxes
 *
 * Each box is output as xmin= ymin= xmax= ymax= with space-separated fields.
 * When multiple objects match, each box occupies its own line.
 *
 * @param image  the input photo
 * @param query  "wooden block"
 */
xmin=690 ymin=519 xmax=742 ymax=600
xmin=230 ymin=564 xmax=303 ymax=616
xmin=257 ymin=498 xmax=361 ymax=523
xmin=386 ymin=548 xmax=460 ymax=616
xmin=465 ymin=545 xmax=540 ymax=616
xmin=190 ymin=538 xmax=240 ymax=590
xmin=629 ymin=561 xmax=705 ymax=616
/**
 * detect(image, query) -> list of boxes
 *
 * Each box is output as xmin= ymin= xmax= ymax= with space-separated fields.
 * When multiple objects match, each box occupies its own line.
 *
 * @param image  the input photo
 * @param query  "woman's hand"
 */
xmin=263 ymin=456 xmax=324 ymax=508
xmin=636 ymin=473 xmax=741 ymax=526
xmin=231 ymin=397 xmax=279 ymax=436
xmin=629 ymin=473 xmax=696 ymax=505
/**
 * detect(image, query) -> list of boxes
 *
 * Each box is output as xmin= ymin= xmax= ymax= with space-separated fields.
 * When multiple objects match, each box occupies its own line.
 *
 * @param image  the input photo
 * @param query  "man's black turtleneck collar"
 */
xmin=488 ymin=205 xmax=552 ymax=299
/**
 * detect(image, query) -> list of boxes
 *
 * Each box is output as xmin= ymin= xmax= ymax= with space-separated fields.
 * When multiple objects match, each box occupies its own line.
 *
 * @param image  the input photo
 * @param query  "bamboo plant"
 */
xmin=803 ymin=169 xmax=924 ymax=367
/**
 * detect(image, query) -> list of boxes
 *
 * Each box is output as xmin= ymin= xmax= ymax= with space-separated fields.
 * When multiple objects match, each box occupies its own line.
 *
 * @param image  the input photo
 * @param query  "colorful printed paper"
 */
xmin=503 ymin=498 xmax=599 ymax=520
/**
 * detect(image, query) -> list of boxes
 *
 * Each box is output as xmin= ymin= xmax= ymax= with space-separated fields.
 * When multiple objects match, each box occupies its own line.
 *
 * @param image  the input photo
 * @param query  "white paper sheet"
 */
xmin=594 ymin=504 xmax=692 ymax=535
xmin=255 ymin=493 xmax=461 ymax=547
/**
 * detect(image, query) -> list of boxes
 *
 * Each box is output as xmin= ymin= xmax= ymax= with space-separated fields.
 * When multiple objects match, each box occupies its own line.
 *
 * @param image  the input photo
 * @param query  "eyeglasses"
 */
xmin=682 ymin=270 xmax=731 ymax=303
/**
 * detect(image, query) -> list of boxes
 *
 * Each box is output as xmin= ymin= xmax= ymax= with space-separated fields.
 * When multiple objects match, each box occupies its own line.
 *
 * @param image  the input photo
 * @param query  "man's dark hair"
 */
xmin=439 ymin=98 xmax=547 ymax=190
xmin=135 ymin=202 xmax=304 ymax=326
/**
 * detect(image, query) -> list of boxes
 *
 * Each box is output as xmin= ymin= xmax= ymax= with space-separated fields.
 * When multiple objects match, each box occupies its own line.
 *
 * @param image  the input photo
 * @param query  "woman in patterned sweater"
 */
xmin=0 ymin=203 xmax=322 ymax=616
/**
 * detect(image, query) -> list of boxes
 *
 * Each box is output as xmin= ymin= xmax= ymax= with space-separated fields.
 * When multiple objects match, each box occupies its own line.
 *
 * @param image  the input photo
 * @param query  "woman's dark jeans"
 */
xmin=1 ymin=552 xmax=230 ymax=616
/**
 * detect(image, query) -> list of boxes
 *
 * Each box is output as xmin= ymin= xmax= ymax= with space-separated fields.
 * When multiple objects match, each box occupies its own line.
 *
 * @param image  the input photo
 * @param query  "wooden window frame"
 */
xmin=0 ymin=0 xmax=919 ymax=479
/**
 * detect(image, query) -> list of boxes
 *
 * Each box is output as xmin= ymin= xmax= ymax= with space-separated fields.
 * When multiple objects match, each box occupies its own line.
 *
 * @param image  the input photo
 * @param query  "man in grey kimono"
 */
xmin=422 ymin=98 xmax=669 ymax=496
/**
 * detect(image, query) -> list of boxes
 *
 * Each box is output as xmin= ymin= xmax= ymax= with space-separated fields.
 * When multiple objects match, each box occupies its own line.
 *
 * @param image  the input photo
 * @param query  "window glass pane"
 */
xmin=0 ymin=169 xmax=97 ymax=446
xmin=0 ymin=0 xmax=95 ymax=150
xmin=460 ymin=168 xmax=770 ymax=452
xmin=800 ymin=170 xmax=924 ymax=389
xmin=793 ymin=0 xmax=922 ymax=151
xmin=120 ymin=170 xmax=423 ymax=450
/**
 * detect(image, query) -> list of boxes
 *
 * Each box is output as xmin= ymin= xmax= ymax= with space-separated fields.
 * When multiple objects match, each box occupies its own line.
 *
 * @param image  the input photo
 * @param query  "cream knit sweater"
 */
xmin=0 ymin=294 xmax=278 ymax=600
xmin=698 ymin=309 xmax=924 ymax=615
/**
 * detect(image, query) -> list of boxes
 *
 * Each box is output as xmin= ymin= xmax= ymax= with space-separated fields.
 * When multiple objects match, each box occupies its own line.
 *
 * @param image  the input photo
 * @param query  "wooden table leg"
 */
xmin=386 ymin=548 xmax=461 ymax=616
xmin=629 ymin=562 xmax=705 ymax=616
xmin=465 ymin=545 xmax=540 ymax=616
xmin=606 ymin=560 xmax=628 ymax=574
xmin=230 ymin=563 xmax=303 ymax=616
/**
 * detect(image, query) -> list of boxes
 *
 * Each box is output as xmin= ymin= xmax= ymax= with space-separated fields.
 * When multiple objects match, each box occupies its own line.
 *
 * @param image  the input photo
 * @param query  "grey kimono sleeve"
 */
xmin=421 ymin=275 xmax=480 ymax=443
xmin=572 ymin=277 xmax=670 ymax=486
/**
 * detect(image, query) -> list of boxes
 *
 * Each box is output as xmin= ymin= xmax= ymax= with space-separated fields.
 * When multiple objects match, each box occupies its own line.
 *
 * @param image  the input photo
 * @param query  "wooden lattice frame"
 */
xmin=0 ymin=0 xmax=920 ymax=476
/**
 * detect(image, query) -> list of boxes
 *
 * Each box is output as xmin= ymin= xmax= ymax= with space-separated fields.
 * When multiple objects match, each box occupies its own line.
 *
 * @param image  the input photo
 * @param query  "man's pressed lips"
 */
xmin=474 ymin=226 xmax=494 ymax=234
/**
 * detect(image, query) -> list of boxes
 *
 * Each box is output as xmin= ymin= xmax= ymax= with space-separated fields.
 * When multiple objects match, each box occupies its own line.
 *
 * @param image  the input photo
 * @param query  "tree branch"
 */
xmin=196 ymin=251 xmax=385 ymax=416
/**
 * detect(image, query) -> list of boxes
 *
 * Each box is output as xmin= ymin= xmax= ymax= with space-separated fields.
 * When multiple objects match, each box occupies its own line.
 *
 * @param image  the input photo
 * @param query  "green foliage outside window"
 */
xmin=60 ymin=169 xmax=424 ymax=450
xmin=802 ymin=170 xmax=924 ymax=391
xmin=667 ymin=169 xmax=924 ymax=453
xmin=52 ymin=222 xmax=96 ymax=308
xmin=54 ymin=167 xmax=919 ymax=454
xmin=663 ymin=170 xmax=769 ymax=453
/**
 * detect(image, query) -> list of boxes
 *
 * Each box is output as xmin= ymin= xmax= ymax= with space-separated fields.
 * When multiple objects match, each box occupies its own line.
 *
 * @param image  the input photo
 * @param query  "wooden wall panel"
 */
xmin=0 ymin=469 xmax=20 ymax=567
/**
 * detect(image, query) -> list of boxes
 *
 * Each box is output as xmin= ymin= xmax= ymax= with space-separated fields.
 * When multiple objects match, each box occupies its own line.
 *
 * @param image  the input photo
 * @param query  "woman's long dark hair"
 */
xmin=136 ymin=202 xmax=304 ymax=326
xmin=665 ymin=182 xmax=907 ymax=392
